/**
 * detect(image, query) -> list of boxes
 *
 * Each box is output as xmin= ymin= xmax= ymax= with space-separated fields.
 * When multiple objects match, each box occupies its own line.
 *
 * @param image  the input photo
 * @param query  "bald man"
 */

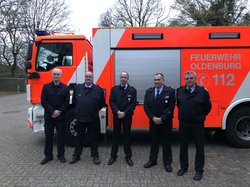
xmin=69 ymin=71 xmax=106 ymax=165
xmin=40 ymin=68 xmax=70 ymax=165
xmin=108 ymin=71 xmax=137 ymax=166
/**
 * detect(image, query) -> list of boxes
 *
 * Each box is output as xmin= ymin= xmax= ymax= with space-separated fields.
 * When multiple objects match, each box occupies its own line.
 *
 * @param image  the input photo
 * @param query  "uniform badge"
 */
xmin=127 ymin=94 xmax=132 ymax=101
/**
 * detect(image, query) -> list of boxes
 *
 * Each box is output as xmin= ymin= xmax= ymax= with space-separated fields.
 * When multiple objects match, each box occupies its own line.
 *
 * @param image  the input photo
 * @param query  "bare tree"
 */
xmin=0 ymin=0 xmax=25 ymax=76
xmin=0 ymin=0 xmax=71 ymax=77
xmin=22 ymin=0 xmax=72 ymax=40
xmin=0 ymin=0 xmax=9 ymax=32
xmin=98 ymin=0 xmax=171 ymax=27
xmin=169 ymin=0 xmax=250 ymax=26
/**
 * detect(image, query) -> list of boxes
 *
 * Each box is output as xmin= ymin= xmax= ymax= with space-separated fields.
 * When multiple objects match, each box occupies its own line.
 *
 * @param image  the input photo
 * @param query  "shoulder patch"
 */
xmin=203 ymin=87 xmax=208 ymax=92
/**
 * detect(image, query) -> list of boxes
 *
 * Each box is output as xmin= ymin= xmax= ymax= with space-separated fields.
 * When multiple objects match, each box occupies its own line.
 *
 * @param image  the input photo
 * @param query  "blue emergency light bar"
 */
xmin=35 ymin=30 xmax=50 ymax=36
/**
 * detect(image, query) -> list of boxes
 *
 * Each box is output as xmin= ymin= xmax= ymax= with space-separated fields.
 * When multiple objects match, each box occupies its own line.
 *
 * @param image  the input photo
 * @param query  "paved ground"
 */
xmin=0 ymin=93 xmax=249 ymax=186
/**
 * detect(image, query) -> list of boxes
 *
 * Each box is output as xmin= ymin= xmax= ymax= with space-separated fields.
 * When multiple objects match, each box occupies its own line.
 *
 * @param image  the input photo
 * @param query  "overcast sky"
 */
xmin=65 ymin=0 xmax=174 ymax=40
xmin=65 ymin=0 xmax=115 ymax=39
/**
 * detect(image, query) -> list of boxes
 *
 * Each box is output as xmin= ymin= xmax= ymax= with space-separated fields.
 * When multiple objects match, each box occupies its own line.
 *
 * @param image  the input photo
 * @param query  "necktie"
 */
xmin=188 ymin=88 xmax=191 ymax=93
xmin=121 ymin=85 xmax=125 ymax=91
xmin=156 ymin=89 xmax=160 ymax=99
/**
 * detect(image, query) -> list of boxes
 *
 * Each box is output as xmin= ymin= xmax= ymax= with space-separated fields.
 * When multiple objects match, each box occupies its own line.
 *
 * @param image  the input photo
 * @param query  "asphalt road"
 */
xmin=0 ymin=93 xmax=249 ymax=186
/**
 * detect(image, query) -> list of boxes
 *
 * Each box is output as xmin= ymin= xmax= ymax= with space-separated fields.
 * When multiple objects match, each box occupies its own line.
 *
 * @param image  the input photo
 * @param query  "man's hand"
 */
xmin=153 ymin=117 xmax=163 ymax=125
xmin=117 ymin=111 xmax=125 ymax=119
xmin=51 ymin=110 xmax=61 ymax=118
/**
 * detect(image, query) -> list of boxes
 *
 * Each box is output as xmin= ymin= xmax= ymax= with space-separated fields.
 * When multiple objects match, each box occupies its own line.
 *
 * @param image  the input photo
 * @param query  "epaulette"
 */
xmin=202 ymin=86 xmax=209 ymax=92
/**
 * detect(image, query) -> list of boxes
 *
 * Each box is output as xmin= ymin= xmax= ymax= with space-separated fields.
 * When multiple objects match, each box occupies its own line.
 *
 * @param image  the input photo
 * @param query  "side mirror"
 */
xmin=26 ymin=42 xmax=33 ymax=71
xmin=28 ymin=72 xmax=40 ymax=79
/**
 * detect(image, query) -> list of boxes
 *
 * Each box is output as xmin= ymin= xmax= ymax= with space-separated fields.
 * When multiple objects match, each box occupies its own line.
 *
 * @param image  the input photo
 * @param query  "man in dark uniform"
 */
xmin=107 ymin=71 xmax=137 ymax=166
xmin=176 ymin=71 xmax=212 ymax=181
xmin=40 ymin=68 xmax=69 ymax=165
xmin=69 ymin=71 xmax=105 ymax=165
xmin=143 ymin=73 xmax=175 ymax=172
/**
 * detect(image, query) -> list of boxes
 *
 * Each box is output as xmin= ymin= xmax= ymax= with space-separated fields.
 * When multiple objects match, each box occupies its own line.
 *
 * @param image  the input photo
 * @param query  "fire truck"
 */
xmin=26 ymin=27 xmax=250 ymax=148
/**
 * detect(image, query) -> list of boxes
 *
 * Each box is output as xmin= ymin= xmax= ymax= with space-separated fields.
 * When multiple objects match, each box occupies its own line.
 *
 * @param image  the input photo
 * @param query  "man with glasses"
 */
xmin=176 ymin=71 xmax=212 ymax=181
xmin=143 ymin=73 xmax=175 ymax=172
xmin=69 ymin=71 xmax=105 ymax=165
xmin=40 ymin=68 xmax=69 ymax=165
xmin=107 ymin=71 xmax=137 ymax=166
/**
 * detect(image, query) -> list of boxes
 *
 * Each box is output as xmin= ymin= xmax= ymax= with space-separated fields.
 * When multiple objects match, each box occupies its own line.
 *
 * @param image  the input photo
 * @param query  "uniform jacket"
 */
xmin=109 ymin=84 xmax=137 ymax=116
xmin=41 ymin=82 xmax=69 ymax=120
xmin=144 ymin=85 xmax=175 ymax=123
xmin=73 ymin=83 xmax=105 ymax=123
xmin=177 ymin=84 xmax=212 ymax=125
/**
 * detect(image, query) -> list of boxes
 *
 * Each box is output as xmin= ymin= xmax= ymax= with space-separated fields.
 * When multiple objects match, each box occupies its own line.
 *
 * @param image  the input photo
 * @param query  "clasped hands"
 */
xmin=51 ymin=110 xmax=61 ymax=118
xmin=153 ymin=117 xmax=163 ymax=125
xmin=117 ymin=111 xmax=125 ymax=119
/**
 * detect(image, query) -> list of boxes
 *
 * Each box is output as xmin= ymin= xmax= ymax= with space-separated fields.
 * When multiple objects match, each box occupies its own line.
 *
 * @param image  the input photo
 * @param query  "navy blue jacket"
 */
xmin=73 ymin=83 xmax=105 ymax=123
xmin=109 ymin=84 xmax=137 ymax=116
xmin=41 ymin=82 xmax=69 ymax=120
xmin=177 ymin=84 xmax=212 ymax=125
xmin=144 ymin=85 xmax=175 ymax=123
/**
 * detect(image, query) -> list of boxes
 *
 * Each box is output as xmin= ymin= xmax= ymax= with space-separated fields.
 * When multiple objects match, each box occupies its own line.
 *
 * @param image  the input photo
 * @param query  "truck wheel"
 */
xmin=64 ymin=108 xmax=77 ymax=146
xmin=226 ymin=106 xmax=250 ymax=148
xmin=64 ymin=108 xmax=91 ymax=147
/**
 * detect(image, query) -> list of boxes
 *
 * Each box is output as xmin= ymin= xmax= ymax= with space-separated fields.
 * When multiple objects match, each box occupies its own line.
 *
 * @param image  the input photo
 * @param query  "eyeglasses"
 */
xmin=53 ymin=73 xmax=60 ymax=76
xmin=85 ymin=75 xmax=92 ymax=78
xmin=185 ymin=77 xmax=195 ymax=80
xmin=154 ymin=79 xmax=162 ymax=81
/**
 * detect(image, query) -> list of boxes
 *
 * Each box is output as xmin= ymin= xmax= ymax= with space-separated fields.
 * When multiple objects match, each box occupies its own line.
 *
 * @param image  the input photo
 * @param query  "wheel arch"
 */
xmin=222 ymin=98 xmax=250 ymax=130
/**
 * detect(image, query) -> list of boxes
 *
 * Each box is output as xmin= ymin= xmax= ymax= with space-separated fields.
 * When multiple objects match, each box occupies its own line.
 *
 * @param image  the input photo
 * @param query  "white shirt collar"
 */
xmin=186 ymin=84 xmax=196 ymax=93
xmin=121 ymin=84 xmax=128 ymax=89
xmin=85 ymin=83 xmax=93 ymax=88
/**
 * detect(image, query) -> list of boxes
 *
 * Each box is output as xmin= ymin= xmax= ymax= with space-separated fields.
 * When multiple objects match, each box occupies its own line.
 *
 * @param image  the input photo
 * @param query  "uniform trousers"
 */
xmin=149 ymin=121 xmax=172 ymax=165
xmin=179 ymin=124 xmax=205 ymax=173
xmin=74 ymin=121 xmax=99 ymax=158
xmin=44 ymin=119 xmax=65 ymax=158
xmin=111 ymin=116 xmax=132 ymax=158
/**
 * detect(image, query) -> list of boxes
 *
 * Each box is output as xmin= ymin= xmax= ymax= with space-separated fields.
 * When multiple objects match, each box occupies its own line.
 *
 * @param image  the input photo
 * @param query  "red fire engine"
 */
xmin=26 ymin=27 xmax=250 ymax=147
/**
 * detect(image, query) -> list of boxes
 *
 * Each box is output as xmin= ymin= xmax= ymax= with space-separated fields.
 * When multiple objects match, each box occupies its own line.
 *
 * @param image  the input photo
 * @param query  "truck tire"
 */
xmin=226 ymin=106 xmax=250 ymax=148
xmin=64 ymin=108 xmax=91 ymax=147
xmin=64 ymin=108 xmax=78 ymax=146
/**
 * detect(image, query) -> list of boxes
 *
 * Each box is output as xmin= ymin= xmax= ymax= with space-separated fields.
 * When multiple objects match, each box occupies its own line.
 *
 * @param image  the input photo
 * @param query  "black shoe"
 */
xmin=40 ymin=157 xmax=53 ymax=165
xmin=126 ymin=158 xmax=133 ymax=167
xmin=193 ymin=172 xmax=203 ymax=181
xmin=177 ymin=168 xmax=187 ymax=176
xmin=58 ymin=156 xmax=66 ymax=163
xmin=164 ymin=164 xmax=172 ymax=172
xmin=69 ymin=156 xmax=80 ymax=164
xmin=108 ymin=157 xmax=116 ymax=165
xmin=143 ymin=161 xmax=157 ymax=168
xmin=93 ymin=157 xmax=100 ymax=165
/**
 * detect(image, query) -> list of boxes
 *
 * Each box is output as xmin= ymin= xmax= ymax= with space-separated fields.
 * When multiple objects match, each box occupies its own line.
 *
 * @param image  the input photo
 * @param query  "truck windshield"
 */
xmin=36 ymin=43 xmax=73 ymax=72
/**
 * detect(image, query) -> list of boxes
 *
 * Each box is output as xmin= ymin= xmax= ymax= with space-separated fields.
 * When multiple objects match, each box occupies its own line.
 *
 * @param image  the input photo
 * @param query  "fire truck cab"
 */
xmin=26 ymin=31 xmax=94 ymax=145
